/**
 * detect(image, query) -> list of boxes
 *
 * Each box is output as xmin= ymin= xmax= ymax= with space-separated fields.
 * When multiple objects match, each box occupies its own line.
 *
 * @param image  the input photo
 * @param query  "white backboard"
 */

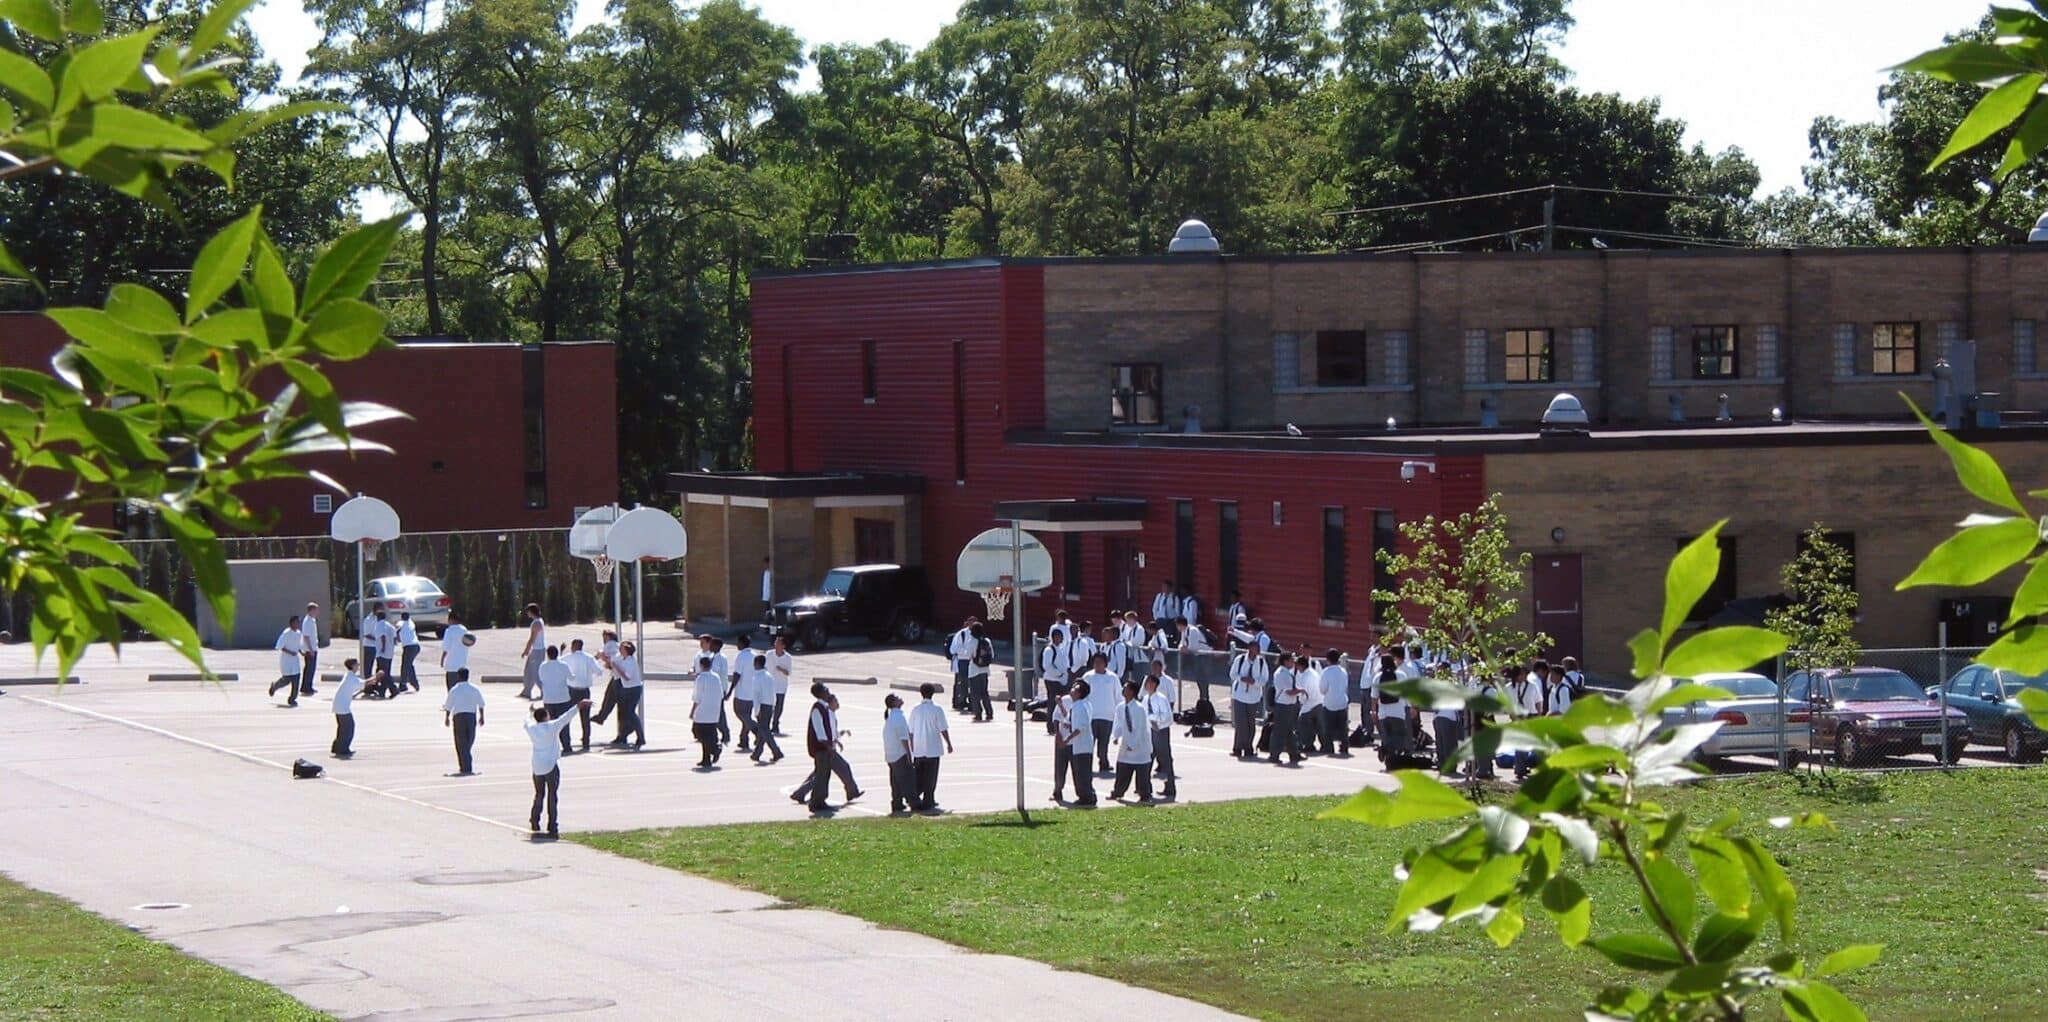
xmin=329 ymin=495 xmax=401 ymax=543
xmin=570 ymin=505 xmax=620 ymax=560
xmin=957 ymin=527 xmax=1053 ymax=593
xmin=605 ymin=506 xmax=687 ymax=561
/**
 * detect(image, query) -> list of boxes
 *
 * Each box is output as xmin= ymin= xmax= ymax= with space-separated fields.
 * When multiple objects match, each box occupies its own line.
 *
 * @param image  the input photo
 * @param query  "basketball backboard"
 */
xmin=329 ymin=495 xmax=400 ymax=543
xmin=569 ymin=505 xmax=620 ymax=561
xmin=957 ymin=527 xmax=1052 ymax=593
xmin=605 ymin=506 xmax=687 ymax=561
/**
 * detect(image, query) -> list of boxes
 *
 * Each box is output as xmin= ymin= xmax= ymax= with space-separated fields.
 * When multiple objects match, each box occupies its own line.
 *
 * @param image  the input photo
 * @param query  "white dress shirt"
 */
xmin=538 ymin=660 xmax=573 ymax=704
xmin=1272 ymin=666 xmax=1302 ymax=706
xmin=1150 ymin=671 xmax=1179 ymax=709
xmin=1145 ymin=690 xmax=1175 ymax=730
xmin=397 ymin=619 xmax=419 ymax=646
xmin=275 ymin=627 xmax=301 ymax=676
xmin=908 ymin=700 xmax=950 ymax=757
xmin=441 ymin=624 xmax=471 ymax=671
xmin=564 ymin=649 xmax=601 ymax=689
xmin=526 ymin=713 xmax=576 ymax=774
xmin=1040 ymin=642 xmax=1077 ymax=684
xmin=882 ymin=706 xmax=911 ymax=763
xmin=1082 ymin=669 xmax=1119 ymax=719
xmin=1066 ymin=701 xmax=1095 ymax=754
xmin=948 ymin=628 xmax=976 ymax=661
xmin=1152 ymin=591 xmax=1176 ymax=623
xmin=1231 ymin=653 xmax=1270 ymax=704
xmin=1320 ymin=665 xmax=1350 ymax=712
xmin=615 ymin=653 xmax=642 ymax=689
xmin=443 ymin=681 xmax=486 ymax=716
xmin=768 ymin=650 xmax=794 ymax=695
xmin=299 ymin=614 xmax=319 ymax=652
xmin=1112 ymin=698 xmax=1153 ymax=763
xmin=690 ymin=671 xmax=724 ymax=723
xmin=334 ymin=672 xmax=364 ymax=714
xmin=1179 ymin=595 xmax=1199 ymax=626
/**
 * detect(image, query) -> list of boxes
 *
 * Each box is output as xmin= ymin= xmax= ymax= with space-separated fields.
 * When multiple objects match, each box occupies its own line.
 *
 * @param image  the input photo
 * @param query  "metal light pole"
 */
xmin=612 ymin=502 xmax=625 ymax=636
xmin=1011 ymin=522 xmax=1030 ymax=824
xmin=354 ymin=492 xmax=367 ymax=650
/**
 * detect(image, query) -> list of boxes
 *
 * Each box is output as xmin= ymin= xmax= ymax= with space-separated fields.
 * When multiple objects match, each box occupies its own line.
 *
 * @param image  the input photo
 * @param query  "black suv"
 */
xmin=765 ymin=564 xmax=933 ymax=652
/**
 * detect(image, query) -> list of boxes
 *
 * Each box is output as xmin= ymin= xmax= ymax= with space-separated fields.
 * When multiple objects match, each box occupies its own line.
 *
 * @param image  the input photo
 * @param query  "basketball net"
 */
xmin=981 ymin=574 xmax=1013 ymax=620
xmin=593 ymin=554 xmax=614 ymax=587
xmin=359 ymin=538 xmax=381 ymax=562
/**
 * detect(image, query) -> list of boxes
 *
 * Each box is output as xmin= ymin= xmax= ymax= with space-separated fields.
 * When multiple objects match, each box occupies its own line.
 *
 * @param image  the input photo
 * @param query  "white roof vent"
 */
xmin=1541 ymin=392 xmax=1589 ymax=426
xmin=1168 ymin=219 xmax=1220 ymax=254
xmin=2031 ymin=212 xmax=2048 ymax=243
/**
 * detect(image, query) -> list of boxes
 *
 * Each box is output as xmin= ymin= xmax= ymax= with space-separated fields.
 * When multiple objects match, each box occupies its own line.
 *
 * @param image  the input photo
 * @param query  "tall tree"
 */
xmin=1336 ymin=0 xmax=1572 ymax=81
xmin=909 ymin=0 xmax=1052 ymax=254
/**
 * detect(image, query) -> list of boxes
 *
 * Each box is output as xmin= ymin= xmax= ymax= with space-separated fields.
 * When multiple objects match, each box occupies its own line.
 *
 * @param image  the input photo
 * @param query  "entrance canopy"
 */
xmin=991 ymin=498 xmax=1147 ymax=532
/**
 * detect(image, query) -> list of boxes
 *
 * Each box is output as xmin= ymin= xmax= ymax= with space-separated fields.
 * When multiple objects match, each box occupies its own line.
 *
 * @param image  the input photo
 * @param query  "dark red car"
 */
xmin=1785 ymin=667 xmax=1970 ymax=766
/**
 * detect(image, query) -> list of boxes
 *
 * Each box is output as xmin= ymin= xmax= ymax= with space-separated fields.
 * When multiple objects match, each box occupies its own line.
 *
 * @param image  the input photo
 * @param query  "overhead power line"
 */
xmin=1325 ymin=181 xmax=1739 ymax=219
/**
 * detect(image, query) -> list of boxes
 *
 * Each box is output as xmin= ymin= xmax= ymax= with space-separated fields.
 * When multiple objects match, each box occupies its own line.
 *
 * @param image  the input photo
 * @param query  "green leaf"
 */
xmin=1590 ymin=931 xmax=1687 ymax=972
xmin=2016 ymin=687 xmax=2048 ymax=731
xmin=249 ymin=235 xmax=295 ymax=321
xmin=1666 ymin=960 xmax=1733 ymax=998
xmin=76 ymin=104 xmax=215 ymax=151
xmin=67 ymin=0 xmax=102 ymax=36
xmin=1482 ymin=900 xmax=1523 ymax=948
xmin=56 ymin=28 xmax=158 ymax=112
xmin=185 ymin=207 xmax=258 ymax=322
xmin=1933 ymin=73 xmax=2047 ymax=171
xmin=1692 ymin=911 xmax=1762 ymax=963
xmin=1446 ymin=851 xmax=1524 ymax=921
xmin=1689 ymin=835 xmax=1751 ymax=917
xmin=104 ymin=282 xmax=181 ymax=333
xmin=1996 ymin=99 xmax=2048 ymax=179
xmin=1538 ymin=874 xmax=1591 ymax=947
xmin=0 ymin=45 xmax=55 ymax=114
xmin=1895 ymin=40 xmax=2032 ymax=83
xmin=1478 ymin=805 xmax=1530 ymax=853
xmin=1906 ymin=396 xmax=2027 ymax=514
xmin=300 ymin=217 xmax=402 ymax=313
xmin=1981 ymin=625 xmax=2048 ymax=676
xmin=1627 ymin=627 xmax=1663 ymax=680
xmin=113 ymin=588 xmax=206 ymax=671
xmin=1663 ymin=522 xmax=1727 ymax=643
xmin=44 ymin=307 xmax=159 ymax=364
xmin=1642 ymin=854 xmax=1695 ymax=938
xmin=1896 ymin=517 xmax=2039 ymax=589
xmin=1782 ymin=980 xmax=1870 ymax=1022
xmin=1663 ymin=628 xmax=1788 ymax=680
xmin=159 ymin=507 xmax=231 ymax=634
xmin=189 ymin=0 xmax=259 ymax=58
xmin=1541 ymin=743 xmax=1628 ymax=771
xmin=302 ymin=298 xmax=388 ymax=359
xmin=1733 ymin=836 xmax=1797 ymax=939
xmin=1319 ymin=770 xmax=1476 ymax=828
xmin=2007 ymin=556 xmax=2048 ymax=626
xmin=0 ymin=0 xmax=62 ymax=41
xmin=1390 ymin=847 xmax=1475 ymax=927
xmin=0 ymin=239 xmax=38 ymax=292
xmin=1815 ymin=944 xmax=1883 ymax=978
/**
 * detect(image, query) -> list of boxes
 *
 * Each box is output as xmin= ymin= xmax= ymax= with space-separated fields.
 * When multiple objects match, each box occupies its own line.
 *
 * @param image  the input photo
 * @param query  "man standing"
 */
xmin=332 ymin=658 xmax=365 ymax=759
xmin=1144 ymin=674 xmax=1177 ymax=801
xmin=882 ymin=693 xmax=914 ymax=816
xmin=610 ymin=640 xmax=645 ymax=749
xmin=298 ymin=602 xmax=321 ymax=696
xmin=1178 ymin=586 xmax=1200 ymax=632
xmin=1229 ymin=644 xmax=1270 ymax=758
xmin=439 ymin=612 xmax=472 ymax=690
xmin=1049 ymin=685 xmax=1076 ymax=803
xmin=268 ymin=615 xmax=303 ymax=706
xmin=563 ymin=638 xmax=600 ymax=752
xmin=1108 ymin=681 xmax=1155 ymax=804
xmin=948 ymin=616 xmax=978 ymax=713
xmin=369 ymin=612 xmax=397 ymax=688
xmin=730 ymin=636 xmax=758 ymax=757
xmin=689 ymin=655 xmax=724 ymax=767
xmin=963 ymin=623 xmax=994 ymax=723
xmin=1319 ymin=649 xmax=1351 ymax=758
xmin=1038 ymin=629 xmax=1075 ymax=733
xmin=396 ymin=611 xmax=422 ymax=692
xmin=538 ymin=646 xmax=575 ymax=756
xmin=1269 ymin=652 xmax=1305 ymax=766
xmin=442 ymin=673 xmax=485 ymax=776
xmin=747 ymin=654 xmax=784 ymax=763
xmin=802 ymin=683 xmax=839 ymax=814
xmin=1151 ymin=581 xmax=1176 ymax=628
xmin=518 ymin=603 xmax=547 ymax=700
xmin=760 ymin=556 xmax=774 ymax=623
xmin=908 ymin=682 xmax=953 ymax=814
xmin=526 ymin=700 xmax=586 ymax=837
xmin=1082 ymin=652 xmax=1118 ymax=775
xmin=768 ymin=634 xmax=794 ymax=735
xmin=1063 ymin=680 xmax=1097 ymax=807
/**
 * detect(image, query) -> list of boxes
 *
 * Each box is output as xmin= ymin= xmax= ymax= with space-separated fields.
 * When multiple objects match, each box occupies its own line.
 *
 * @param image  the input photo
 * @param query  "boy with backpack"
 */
xmin=964 ymin=623 xmax=995 ymax=722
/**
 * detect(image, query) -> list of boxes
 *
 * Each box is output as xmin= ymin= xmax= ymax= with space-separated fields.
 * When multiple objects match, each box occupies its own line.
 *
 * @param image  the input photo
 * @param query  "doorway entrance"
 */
xmin=854 ymin=518 xmax=895 ymax=564
xmin=1105 ymin=537 xmax=1140 ymax=623
xmin=1532 ymin=554 xmax=1583 ymax=663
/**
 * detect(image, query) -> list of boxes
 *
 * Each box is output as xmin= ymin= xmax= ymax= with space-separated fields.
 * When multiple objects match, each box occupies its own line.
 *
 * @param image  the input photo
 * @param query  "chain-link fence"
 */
xmin=1719 ymin=647 xmax=1993 ymax=772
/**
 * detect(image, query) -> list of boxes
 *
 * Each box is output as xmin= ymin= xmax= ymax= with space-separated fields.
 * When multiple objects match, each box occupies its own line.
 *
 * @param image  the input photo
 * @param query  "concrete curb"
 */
xmin=0 ymin=677 xmax=81 ymax=686
xmin=817 ymin=676 xmax=879 ymax=686
xmin=147 ymin=673 xmax=239 ymax=682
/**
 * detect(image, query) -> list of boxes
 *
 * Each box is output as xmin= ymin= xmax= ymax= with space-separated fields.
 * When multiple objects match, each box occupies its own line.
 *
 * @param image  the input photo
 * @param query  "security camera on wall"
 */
xmin=1400 ymin=461 xmax=1436 ymax=483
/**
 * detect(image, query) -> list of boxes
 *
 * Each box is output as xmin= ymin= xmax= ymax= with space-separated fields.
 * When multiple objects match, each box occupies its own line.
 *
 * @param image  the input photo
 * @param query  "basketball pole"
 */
xmin=1010 ymin=521 xmax=1029 ymax=824
xmin=610 ymin=503 xmax=623 ymax=636
xmin=354 ymin=492 xmax=366 ymax=656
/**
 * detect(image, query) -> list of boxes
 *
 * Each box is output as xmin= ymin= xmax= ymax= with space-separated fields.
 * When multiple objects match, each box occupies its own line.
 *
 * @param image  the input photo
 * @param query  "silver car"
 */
xmin=1660 ymin=672 xmax=1810 ymax=761
xmin=343 ymin=575 xmax=453 ymax=635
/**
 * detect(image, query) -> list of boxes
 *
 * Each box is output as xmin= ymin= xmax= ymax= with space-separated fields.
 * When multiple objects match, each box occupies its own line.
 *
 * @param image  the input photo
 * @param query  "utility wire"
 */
xmin=1347 ymin=224 xmax=1544 ymax=254
xmin=1325 ymin=181 xmax=1739 ymax=219
xmin=1551 ymin=224 xmax=1757 ymax=249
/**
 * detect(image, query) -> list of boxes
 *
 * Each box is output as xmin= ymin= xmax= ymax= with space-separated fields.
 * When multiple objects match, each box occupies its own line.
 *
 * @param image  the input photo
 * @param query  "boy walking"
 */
xmin=443 ymin=674 xmax=486 ymax=775
xmin=269 ymin=615 xmax=303 ymax=706
xmin=332 ymin=659 xmax=365 ymax=758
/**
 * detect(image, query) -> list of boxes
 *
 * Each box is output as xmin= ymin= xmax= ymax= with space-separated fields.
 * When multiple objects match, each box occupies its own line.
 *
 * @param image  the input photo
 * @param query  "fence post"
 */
xmin=1775 ymin=651 xmax=1788 ymax=772
xmin=1938 ymin=623 xmax=1951 ymax=771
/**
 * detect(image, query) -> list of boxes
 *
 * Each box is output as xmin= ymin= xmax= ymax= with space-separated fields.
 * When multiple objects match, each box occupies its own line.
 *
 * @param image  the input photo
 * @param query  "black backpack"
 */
xmin=1182 ymin=696 xmax=1217 ymax=737
xmin=972 ymin=638 xmax=993 ymax=668
xmin=1377 ymin=669 xmax=1400 ymax=705
xmin=291 ymin=758 xmax=323 ymax=779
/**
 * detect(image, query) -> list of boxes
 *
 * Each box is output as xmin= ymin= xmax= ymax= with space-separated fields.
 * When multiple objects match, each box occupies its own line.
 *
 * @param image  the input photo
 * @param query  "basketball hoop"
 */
xmin=593 ymin=554 xmax=614 ymax=587
xmin=359 ymin=538 xmax=381 ymax=562
xmin=980 ymin=574 xmax=1014 ymax=620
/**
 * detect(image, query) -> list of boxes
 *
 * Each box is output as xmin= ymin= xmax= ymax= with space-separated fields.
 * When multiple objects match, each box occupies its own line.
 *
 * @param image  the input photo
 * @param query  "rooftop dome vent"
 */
xmin=1167 ymin=219 xmax=1220 ymax=254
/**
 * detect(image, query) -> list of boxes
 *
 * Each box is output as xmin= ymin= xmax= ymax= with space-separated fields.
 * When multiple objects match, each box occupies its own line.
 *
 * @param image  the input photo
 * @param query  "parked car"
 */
xmin=343 ymin=575 xmax=453 ymax=635
xmin=764 ymin=564 xmax=933 ymax=652
xmin=1785 ymin=667 xmax=1970 ymax=766
xmin=1659 ymin=672 xmax=1808 ymax=763
xmin=1930 ymin=665 xmax=2048 ymax=763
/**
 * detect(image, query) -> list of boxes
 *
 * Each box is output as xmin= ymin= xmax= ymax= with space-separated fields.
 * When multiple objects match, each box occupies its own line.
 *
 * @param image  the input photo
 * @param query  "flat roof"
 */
xmin=993 ymin=498 xmax=1149 ymax=532
xmin=1006 ymin=419 xmax=2048 ymax=456
xmin=665 ymin=471 xmax=925 ymax=499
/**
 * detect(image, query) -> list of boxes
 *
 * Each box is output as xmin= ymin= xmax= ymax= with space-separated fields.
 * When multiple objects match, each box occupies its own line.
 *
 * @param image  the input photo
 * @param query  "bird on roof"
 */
xmin=1285 ymin=423 xmax=1304 ymax=437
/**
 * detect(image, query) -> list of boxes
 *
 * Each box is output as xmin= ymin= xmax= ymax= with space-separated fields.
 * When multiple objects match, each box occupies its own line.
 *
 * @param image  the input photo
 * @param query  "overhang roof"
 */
xmin=992 ymin=498 xmax=1148 ymax=532
xmin=665 ymin=471 xmax=925 ymax=499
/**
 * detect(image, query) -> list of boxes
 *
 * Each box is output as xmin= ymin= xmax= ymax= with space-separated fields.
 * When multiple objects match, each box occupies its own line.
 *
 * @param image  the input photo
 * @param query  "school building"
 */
xmin=0 ymin=312 xmax=619 ymax=537
xmin=678 ymin=241 xmax=2048 ymax=670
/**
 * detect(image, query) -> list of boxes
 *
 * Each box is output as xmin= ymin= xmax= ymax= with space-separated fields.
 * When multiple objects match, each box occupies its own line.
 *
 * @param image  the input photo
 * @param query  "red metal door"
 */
xmin=1106 ymin=538 xmax=1139 ymax=623
xmin=854 ymin=519 xmax=895 ymax=564
xmin=1533 ymin=554 xmax=1583 ymax=663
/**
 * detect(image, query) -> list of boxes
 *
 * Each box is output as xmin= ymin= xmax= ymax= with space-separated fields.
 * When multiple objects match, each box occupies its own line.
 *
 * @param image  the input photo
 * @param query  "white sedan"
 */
xmin=1659 ymin=672 xmax=1809 ymax=762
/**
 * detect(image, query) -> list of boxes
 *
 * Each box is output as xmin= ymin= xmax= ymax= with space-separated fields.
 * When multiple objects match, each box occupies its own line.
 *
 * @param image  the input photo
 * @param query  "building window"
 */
xmin=860 ymin=340 xmax=877 ymax=401
xmin=1679 ymin=535 xmax=1738 ymax=624
xmin=1872 ymin=322 xmax=1919 ymax=375
xmin=951 ymin=341 xmax=968 ymax=483
xmin=313 ymin=493 xmax=333 ymax=514
xmin=1218 ymin=502 xmax=1239 ymax=605
xmin=1691 ymin=325 xmax=1739 ymax=379
xmin=1111 ymin=363 xmax=1163 ymax=426
xmin=1569 ymin=327 xmax=1597 ymax=382
xmin=1063 ymin=532 xmax=1083 ymax=598
xmin=1371 ymin=510 xmax=1397 ymax=617
xmin=1650 ymin=326 xmax=1674 ymax=380
xmin=1173 ymin=499 xmax=1195 ymax=591
xmin=1505 ymin=328 xmax=1554 ymax=383
xmin=1463 ymin=329 xmax=1489 ymax=384
xmin=1755 ymin=324 xmax=1781 ymax=379
xmin=1936 ymin=321 xmax=1961 ymax=362
xmin=1797 ymin=529 xmax=1857 ymax=594
xmin=2016 ymin=319 xmax=2037 ymax=375
xmin=1315 ymin=330 xmax=1369 ymax=387
xmin=521 ymin=342 xmax=547 ymax=509
xmin=1832 ymin=323 xmax=1857 ymax=378
xmin=1322 ymin=508 xmax=1346 ymax=621
xmin=1382 ymin=330 xmax=1412 ymax=386
xmin=1272 ymin=333 xmax=1301 ymax=389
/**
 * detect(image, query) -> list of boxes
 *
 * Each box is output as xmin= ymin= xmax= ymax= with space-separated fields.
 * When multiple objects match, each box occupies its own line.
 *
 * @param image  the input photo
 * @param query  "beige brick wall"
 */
xmin=1485 ymin=435 xmax=2048 ymax=672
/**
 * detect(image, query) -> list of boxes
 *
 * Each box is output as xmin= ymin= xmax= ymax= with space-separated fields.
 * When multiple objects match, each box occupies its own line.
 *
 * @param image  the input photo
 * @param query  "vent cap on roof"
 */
xmin=1168 ymin=219 xmax=1220 ymax=254
xmin=1541 ymin=392 xmax=1589 ymax=426
xmin=2031 ymin=212 xmax=2048 ymax=242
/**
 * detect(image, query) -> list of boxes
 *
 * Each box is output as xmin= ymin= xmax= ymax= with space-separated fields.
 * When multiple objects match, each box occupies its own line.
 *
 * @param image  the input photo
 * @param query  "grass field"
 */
xmin=0 ymin=875 xmax=330 ymax=1022
xmin=579 ymin=768 xmax=2048 ymax=1020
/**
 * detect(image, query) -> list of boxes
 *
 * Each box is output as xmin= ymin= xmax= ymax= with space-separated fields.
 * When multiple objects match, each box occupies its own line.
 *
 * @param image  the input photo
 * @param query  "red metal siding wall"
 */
xmin=1000 ymin=266 xmax=1045 ymax=431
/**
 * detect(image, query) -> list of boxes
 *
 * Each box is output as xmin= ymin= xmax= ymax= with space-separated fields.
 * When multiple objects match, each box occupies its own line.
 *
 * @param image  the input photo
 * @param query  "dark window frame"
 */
xmin=1504 ymin=328 xmax=1555 ymax=383
xmin=860 ymin=339 xmax=878 ymax=401
xmin=1173 ymin=499 xmax=1196 ymax=592
xmin=1872 ymin=322 xmax=1919 ymax=376
xmin=1322 ymin=507 xmax=1347 ymax=621
xmin=1371 ymin=510 xmax=1397 ymax=623
xmin=1314 ymin=329 xmax=1370 ymax=387
xmin=1679 ymin=535 xmax=1739 ymax=624
xmin=1062 ymin=532 xmax=1083 ymax=599
xmin=1218 ymin=502 xmax=1239 ymax=605
xmin=1690 ymin=324 xmax=1739 ymax=379
xmin=1111 ymin=363 xmax=1164 ymax=426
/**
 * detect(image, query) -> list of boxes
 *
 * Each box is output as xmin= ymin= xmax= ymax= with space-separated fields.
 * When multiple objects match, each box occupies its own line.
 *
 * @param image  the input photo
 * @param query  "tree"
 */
xmin=1336 ymin=0 xmax=1572 ymax=82
xmin=1332 ymin=526 xmax=1878 ymax=1021
xmin=0 ymin=0 xmax=403 ymax=675
xmin=1372 ymin=493 xmax=1548 ymax=675
xmin=1765 ymin=525 xmax=1860 ymax=671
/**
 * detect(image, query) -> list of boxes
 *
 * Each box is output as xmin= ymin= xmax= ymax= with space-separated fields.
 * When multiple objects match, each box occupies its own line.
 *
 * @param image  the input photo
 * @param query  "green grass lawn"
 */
xmin=579 ymin=768 xmax=2048 ymax=1020
xmin=0 ymin=875 xmax=331 ymax=1021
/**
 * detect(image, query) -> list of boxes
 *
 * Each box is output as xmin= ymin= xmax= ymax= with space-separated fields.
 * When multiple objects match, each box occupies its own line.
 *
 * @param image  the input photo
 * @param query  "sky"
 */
xmin=246 ymin=0 xmax=1991 ymax=195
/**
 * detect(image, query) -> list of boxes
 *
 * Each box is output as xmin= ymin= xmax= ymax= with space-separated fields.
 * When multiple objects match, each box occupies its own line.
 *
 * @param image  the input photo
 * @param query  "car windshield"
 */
xmin=1832 ymin=672 xmax=1924 ymax=702
xmin=385 ymin=578 xmax=441 ymax=595
xmin=820 ymin=570 xmax=856 ymax=597
xmin=1700 ymin=676 xmax=1778 ymax=699
xmin=2002 ymin=673 xmax=2048 ymax=698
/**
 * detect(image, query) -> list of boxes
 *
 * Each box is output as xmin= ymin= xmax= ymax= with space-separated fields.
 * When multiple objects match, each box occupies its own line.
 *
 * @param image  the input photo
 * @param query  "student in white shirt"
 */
xmin=442 ymin=675 xmax=486 ymax=775
xmin=297 ymin=602 xmax=321 ymax=697
xmin=1319 ymin=649 xmax=1352 ymax=758
xmin=1038 ymin=630 xmax=1076 ymax=732
xmin=768 ymin=635 xmax=795 ymax=735
xmin=268 ymin=615 xmax=304 ymax=706
xmin=1229 ymin=646 xmax=1270 ymax=758
xmin=1049 ymin=689 xmax=1076 ymax=802
xmin=908 ymin=683 xmax=954 ymax=813
xmin=1108 ymin=681 xmax=1156 ymax=803
xmin=1119 ymin=612 xmax=1150 ymax=681
xmin=1101 ymin=625 xmax=1127 ymax=681
xmin=607 ymin=640 xmax=645 ymax=749
xmin=1081 ymin=653 xmax=1119 ymax=775
xmin=1062 ymin=680 xmax=1098 ymax=807
xmin=1432 ymin=660 xmax=1469 ymax=777
xmin=728 ymin=636 xmax=759 ymax=756
xmin=1545 ymin=665 xmax=1574 ymax=716
xmin=563 ymin=638 xmax=600 ymax=752
xmin=331 ymin=659 xmax=366 ymax=758
xmin=1179 ymin=623 xmax=1215 ymax=703
xmin=526 ymin=698 xmax=586 ymax=836
xmin=591 ymin=628 xmax=623 ymax=729
xmin=1151 ymin=582 xmax=1177 ymax=627
xmin=1374 ymin=653 xmax=1412 ymax=760
xmin=538 ymin=646 xmax=576 ymax=756
xmin=396 ymin=611 xmax=422 ymax=692
xmin=370 ymin=613 xmax=399 ymax=695
xmin=1070 ymin=623 xmax=1098 ymax=669
xmin=1048 ymin=610 xmax=1073 ymax=644
xmin=689 ymin=655 xmax=725 ymax=768
xmin=1268 ymin=653 xmax=1306 ymax=766
xmin=947 ymin=617 xmax=978 ymax=712
xmin=963 ymin=623 xmax=994 ymax=722
xmin=882 ymin=694 xmax=915 ymax=815
xmin=1178 ymin=588 xmax=1199 ymax=630
xmin=792 ymin=685 xmax=863 ymax=812
xmin=760 ymin=555 xmax=774 ymax=621
xmin=518 ymin=603 xmax=547 ymax=700
xmin=439 ymin=613 xmax=473 ymax=690
xmin=1295 ymin=653 xmax=1326 ymax=754
xmin=1143 ymin=673 xmax=1178 ymax=800
xmin=1507 ymin=664 xmax=1545 ymax=780
xmin=745 ymin=654 xmax=785 ymax=763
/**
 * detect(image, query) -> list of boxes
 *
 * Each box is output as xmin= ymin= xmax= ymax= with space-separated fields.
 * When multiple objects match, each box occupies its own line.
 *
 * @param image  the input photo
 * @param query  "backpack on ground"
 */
xmin=1348 ymin=723 xmax=1373 ymax=748
xmin=1177 ymin=697 xmax=1217 ymax=727
xmin=291 ymin=758 xmax=323 ymax=779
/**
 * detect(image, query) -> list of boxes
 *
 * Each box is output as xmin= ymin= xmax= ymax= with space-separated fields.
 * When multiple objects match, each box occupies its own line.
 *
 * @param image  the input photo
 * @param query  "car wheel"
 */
xmin=892 ymin=612 xmax=925 ymax=645
xmin=1941 ymin=738 xmax=1968 ymax=765
xmin=801 ymin=621 xmax=830 ymax=653
xmin=1835 ymin=730 xmax=1869 ymax=768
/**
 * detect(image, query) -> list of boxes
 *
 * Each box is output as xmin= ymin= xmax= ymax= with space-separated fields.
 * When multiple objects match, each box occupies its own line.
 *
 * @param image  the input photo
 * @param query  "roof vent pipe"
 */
xmin=1182 ymin=403 xmax=1202 ymax=434
xmin=1479 ymin=396 xmax=1499 ymax=429
xmin=1167 ymin=219 xmax=1220 ymax=254
xmin=1715 ymin=393 xmax=1732 ymax=422
xmin=1540 ymin=392 xmax=1590 ymax=437
xmin=2030 ymin=212 xmax=2048 ymax=242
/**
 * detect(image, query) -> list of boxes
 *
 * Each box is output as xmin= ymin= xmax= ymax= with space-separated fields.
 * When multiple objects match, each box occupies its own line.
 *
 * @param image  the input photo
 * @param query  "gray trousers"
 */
xmin=1066 ymin=748 xmax=1096 ymax=804
xmin=1091 ymin=718 xmax=1113 ymax=772
xmin=887 ymin=756 xmax=915 ymax=812
xmin=1434 ymin=715 xmax=1467 ymax=774
xmin=1270 ymin=703 xmax=1302 ymax=761
xmin=794 ymin=751 xmax=857 ymax=804
xmin=1323 ymin=706 xmax=1351 ymax=754
xmin=733 ymin=698 xmax=755 ymax=749
xmin=750 ymin=704 xmax=782 ymax=760
xmin=803 ymin=752 xmax=835 ymax=809
xmin=1231 ymin=701 xmax=1257 ymax=756
xmin=1152 ymin=727 xmax=1176 ymax=795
